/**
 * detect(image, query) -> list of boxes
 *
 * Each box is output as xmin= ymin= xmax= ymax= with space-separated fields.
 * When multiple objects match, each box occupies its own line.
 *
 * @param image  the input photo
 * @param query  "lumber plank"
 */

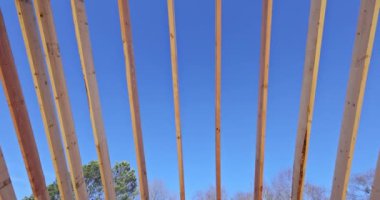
xmin=117 ymin=0 xmax=149 ymax=199
xmin=24 ymin=0 xmax=89 ymax=198
xmin=254 ymin=0 xmax=272 ymax=199
xmin=330 ymin=0 xmax=380 ymax=199
xmin=70 ymin=0 xmax=116 ymax=199
xmin=0 ymin=10 xmax=49 ymax=200
xmin=14 ymin=1 xmax=76 ymax=199
xmin=0 ymin=147 xmax=16 ymax=200
xmin=167 ymin=0 xmax=186 ymax=199
xmin=370 ymin=153 xmax=380 ymax=200
xmin=215 ymin=0 xmax=222 ymax=199
xmin=291 ymin=0 xmax=326 ymax=199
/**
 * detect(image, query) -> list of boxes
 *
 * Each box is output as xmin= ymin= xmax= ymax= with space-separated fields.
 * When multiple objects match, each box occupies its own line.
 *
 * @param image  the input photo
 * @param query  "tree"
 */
xmin=262 ymin=169 xmax=328 ymax=200
xmin=113 ymin=162 xmax=138 ymax=199
xmin=232 ymin=192 xmax=253 ymax=200
xmin=22 ymin=182 xmax=60 ymax=200
xmin=83 ymin=161 xmax=103 ymax=199
xmin=304 ymin=183 xmax=328 ymax=200
xmin=193 ymin=186 xmax=228 ymax=200
xmin=265 ymin=169 xmax=292 ymax=200
xmin=149 ymin=180 xmax=177 ymax=200
xmin=347 ymin=170 xmax=375 ymax=200
xmin=23 ymin=161 xmax=138 ymax=200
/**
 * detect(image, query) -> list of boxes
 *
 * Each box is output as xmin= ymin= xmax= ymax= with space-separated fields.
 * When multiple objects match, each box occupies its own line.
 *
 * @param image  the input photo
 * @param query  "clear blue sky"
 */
xmin=0 ymin=0 xmax=379 ymax=199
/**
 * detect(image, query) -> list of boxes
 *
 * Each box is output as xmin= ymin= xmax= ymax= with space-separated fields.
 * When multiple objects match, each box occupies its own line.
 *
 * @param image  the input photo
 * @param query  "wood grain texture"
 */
xmin=215 ymin=0 xmax=222 ymax=199
xmin=15 ymin=1 xmax=76 ymax=199
xmin=167 ymin=0 xmax=186 ymax=199
xmin=28 ymin=0 xmax=89 ymax=199
xmin=0 ymin=10 xmax=49 ymax=200
xmin=254 ymin=0 xmax=272 ymax=199
xmin=291 ymin=0 xmax=326 ymax=199
xmin=330 ymin=0 xmax=380 ymax=199
xmin=118 ymin=0 xmax=149 ymax=199
xmin=371 ymin=153 xmax=380 ymax=200
xmin=70 ymin=0 xmax=115 ymax=199
xmin=0 ymin=147 xmax=16 ymax=200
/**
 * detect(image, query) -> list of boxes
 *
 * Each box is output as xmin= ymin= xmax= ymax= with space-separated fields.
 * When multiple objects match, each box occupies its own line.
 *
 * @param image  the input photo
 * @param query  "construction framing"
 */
xmin=0 ymin=0 xmax=379 ymax=199
xmin=254 ymin=0 xmax=272 ymax=199
xmin=167 ymin=0 xmax=186 ymax=199
xmin=291 ymin=0 xmax=326 ymax=199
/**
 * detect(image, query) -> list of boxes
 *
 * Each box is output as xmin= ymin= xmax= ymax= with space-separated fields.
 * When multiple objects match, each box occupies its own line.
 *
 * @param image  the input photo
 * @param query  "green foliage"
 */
xmin=22 ymin=161 xmax=138 ymax=200
xmin=21 ymin=181 xmax=60 ymax=200
xmin=47 ymin=182 xmax=60 ymax=200
xmin=83 ymin=161 xmax=104 ymax=199
xmin=113 ymin=162 xmax=138 ymax=200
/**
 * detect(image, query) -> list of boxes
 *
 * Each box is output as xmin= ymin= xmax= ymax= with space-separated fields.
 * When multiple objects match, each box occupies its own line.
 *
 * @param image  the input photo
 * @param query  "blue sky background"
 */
xmin=0 ymin=0 xmax=379 ymax=199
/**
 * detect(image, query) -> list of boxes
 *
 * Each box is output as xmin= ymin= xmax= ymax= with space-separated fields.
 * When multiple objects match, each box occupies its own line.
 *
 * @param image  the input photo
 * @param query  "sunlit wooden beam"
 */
xmin=167 ymin=0 xmax=186 ymax=199
xmin=291 ymin=0 xmax=326 ymax=199
xmin=215 ymin=0 xmax=222 ymax=199
xmin=371 ymin=153 xmax=380 ymax=200
xmin=70 ymin=0 xmax=116 ymax=199
xmin=331 ymin=0 xmax=380 ymax=199
xmin=22 ymin=0 xmax=90 ymax=199
xmin=254 ymin=0 xmax=272 ymax=199
xmin=15 ymin=1 xmax=77 ymax=199
xmin=0 ymin=147 xmax=16 ymax=200
xmin=0 ymin=10 xmax=49 ymax=200
xmin=118 ymin=0 xmax=149 ymax=199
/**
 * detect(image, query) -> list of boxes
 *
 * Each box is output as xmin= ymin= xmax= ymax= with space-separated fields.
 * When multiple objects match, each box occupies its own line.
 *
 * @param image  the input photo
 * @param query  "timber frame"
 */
xmin=0 ymin=0 xmax=379 ymax=199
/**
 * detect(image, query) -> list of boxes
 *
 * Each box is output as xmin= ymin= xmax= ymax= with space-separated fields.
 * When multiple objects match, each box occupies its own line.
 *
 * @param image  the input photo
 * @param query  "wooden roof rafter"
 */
xmin=167 ymin=0 xmax=186 ymax=199
xmin=15 ymin=0 xmax=81 ymax=199
xmin=254 ymin=0 xmax=272 ymax=199
xmin=0 ymin=10 xmax=49 ymax=200
xmin=0 ymin=147 xmax=17 ymax=200
xmin=70 ymin=0 xmax=116 ymax=198
xmin=215 ymin=0 xmax=222 ymax=199
xmin=331 ymin=0 xmax=380 ymax=199
xmin=0 ymin=0 xmax=378 ymax=200
xmin=370 ymin=153 xmax=380 ymax=199
xmin=291 ymin=0 xmax=326 ymax=199
xmin=118 ymin=0 xmax=150 ymax=199
xmin=15 ymin=0 xmax=90 ymax=198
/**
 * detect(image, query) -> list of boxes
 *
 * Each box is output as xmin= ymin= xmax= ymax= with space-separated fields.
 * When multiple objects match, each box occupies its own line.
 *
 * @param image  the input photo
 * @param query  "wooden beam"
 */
xmin=254 ymin=0 xmax=272 ymax=199
xmin=23 ymin=0 xmax=89 ymax=199
xmin=0 ymin=147 xmax=16 ymax=200
xmin=0 ymin=10 xmax=49 ymax=200
xmin=330 ymin=0 xmax=380 ymax=199
xmin=215 ymin=0 xmax=222 ymax=199
xmin=371 ymin=152 xmax=380 ymax=200
xmin=118 ymin=1 xmax=149 ymax=199
xmin=15 ymin=1 xmax=76 ymax=199
xmin=167 ymin=0 xmax=186 ymax=199
xmin=70 ymin=0 xmax=116 ymax=199
xmin=214 ymin=0 xmax=223 ymax=199
xmin=291 ymin=0 xmax=326 ymax=199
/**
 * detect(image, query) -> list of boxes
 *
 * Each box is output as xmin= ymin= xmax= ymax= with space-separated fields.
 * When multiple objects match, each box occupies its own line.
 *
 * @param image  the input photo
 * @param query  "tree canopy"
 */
xmin=22 ymin=161 xmax=137 ymax=200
